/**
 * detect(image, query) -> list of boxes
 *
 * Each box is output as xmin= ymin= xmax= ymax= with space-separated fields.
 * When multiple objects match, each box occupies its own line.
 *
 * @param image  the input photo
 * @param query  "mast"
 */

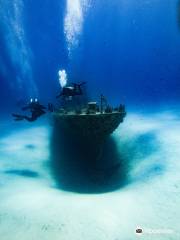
xmin=100 ymin=94 xmax=107 ymax=113
xmin=100 ymin=94 xmax=103 ymax=114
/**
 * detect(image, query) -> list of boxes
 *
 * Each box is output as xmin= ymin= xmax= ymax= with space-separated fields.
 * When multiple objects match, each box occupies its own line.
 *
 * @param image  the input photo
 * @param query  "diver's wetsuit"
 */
xmin=56 ymin=82 xmax=86 ymax=98
xmin=73 ymin=83 xmax=84 ymax=95
xmin=12 ymin=102 xmax=46 ymax=122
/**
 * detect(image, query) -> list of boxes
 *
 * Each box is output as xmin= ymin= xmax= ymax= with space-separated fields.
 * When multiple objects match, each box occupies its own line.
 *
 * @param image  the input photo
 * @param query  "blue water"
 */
xmin=0 ymin=0 xmax=180 ymax=111
xmin=0 ymin=1 xmax=180 ymax=239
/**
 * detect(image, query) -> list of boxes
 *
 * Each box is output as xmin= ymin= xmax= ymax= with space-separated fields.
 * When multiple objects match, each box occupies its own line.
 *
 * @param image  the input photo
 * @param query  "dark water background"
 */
xmin=0 ymin=0 xmax=180 ymax=115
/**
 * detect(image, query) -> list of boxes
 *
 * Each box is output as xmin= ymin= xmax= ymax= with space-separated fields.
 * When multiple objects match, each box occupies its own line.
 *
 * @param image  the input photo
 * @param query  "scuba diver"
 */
xmin=12 ymin=98 xmax=47 ymax=122
xmin=56 ymin=82 xmax=86 ymax=99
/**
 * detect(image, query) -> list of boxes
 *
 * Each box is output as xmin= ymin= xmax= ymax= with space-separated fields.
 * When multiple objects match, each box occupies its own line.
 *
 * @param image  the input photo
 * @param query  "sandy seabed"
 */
xmin=0 ymin=110 xmax=180 ymax=240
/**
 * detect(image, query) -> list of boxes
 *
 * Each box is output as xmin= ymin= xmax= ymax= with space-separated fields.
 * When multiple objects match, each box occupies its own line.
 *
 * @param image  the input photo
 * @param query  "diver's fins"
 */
xmin=79 ymin=82 xmax=86 ymax=86
xmin=12 ymin=114 xmax=24 ymax=121
xmin=72 ymin=82 xmax=86 ymax=86
xmin=14 ymin=117 xmax=24 ymax=121
xmin=48 ymin=103 xmax=54 ymax=112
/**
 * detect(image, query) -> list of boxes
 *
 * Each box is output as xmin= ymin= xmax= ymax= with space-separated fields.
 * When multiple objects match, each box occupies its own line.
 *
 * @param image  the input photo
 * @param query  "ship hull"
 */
xmin=53 ymin=112 xmax=126 ymax=140
xmin=50 ymin=112 xmax=126 ymax=192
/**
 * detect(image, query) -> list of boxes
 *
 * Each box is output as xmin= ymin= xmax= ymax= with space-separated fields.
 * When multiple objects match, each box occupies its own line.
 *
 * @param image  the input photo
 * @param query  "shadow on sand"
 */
xmin=50 ymin=128 xmax=160 ymax=194
xmin=4 ymin=169 xmax=39 ymax=178
xmin=50 ymin=126 xmax=130 ymax=194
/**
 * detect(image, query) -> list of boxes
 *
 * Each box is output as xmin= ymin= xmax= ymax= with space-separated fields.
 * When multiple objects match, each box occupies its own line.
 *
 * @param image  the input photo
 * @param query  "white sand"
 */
xmin=0 ymin=111 xmax=180 ymax=240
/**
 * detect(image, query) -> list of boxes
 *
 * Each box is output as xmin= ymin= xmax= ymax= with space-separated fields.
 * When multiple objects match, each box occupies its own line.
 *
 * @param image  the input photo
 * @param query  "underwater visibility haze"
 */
xmin=0 ymin=0 xmax=180 ymax=239
xmin=0 ymin=0 xmax=180 ymax=109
